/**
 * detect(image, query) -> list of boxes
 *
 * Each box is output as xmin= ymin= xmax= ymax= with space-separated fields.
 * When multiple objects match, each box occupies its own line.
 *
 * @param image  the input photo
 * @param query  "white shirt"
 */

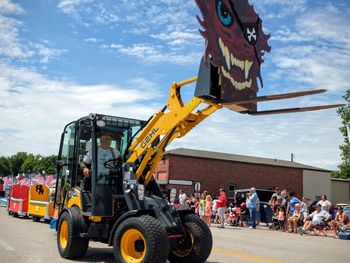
xmin=178 ymin=192 xmax=187 ymax=205
xmin=310 ymin=209 xmax=330 ymax=225
xmin=316 ymin=200 xmax=332 ymax=212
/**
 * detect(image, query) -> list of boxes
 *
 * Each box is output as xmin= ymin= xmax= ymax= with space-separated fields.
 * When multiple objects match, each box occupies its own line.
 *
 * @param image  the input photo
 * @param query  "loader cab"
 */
xmin=55 ymin=114 xmax=144 ymax=217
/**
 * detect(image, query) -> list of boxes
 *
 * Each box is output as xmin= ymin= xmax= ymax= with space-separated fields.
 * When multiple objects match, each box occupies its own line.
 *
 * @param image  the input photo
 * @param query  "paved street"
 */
xmin=0 ymin=206 xmax=349 ymax=263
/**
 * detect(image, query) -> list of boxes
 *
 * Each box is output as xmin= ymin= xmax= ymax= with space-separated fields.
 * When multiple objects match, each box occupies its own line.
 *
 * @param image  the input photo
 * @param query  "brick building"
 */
xmin=154 ymin=148 xmax=331 ymax=201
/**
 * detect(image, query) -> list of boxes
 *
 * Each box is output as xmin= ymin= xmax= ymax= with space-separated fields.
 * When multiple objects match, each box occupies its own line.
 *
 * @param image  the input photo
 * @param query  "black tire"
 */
xmin=113 ymin=215 xmax=169 ymax=263
xmin=57 ymin=210 xmax=89 ymax=259
xmin=32 ymin=216 xmax=41 ymax=222
xmin=168 ymin=214 xmax=213 ymax=263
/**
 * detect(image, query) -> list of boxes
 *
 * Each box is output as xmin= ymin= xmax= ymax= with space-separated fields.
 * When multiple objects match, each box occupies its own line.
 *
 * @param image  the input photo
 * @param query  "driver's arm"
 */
xmin=81 ymin=162 xmax=90 ymax=177
xmin=81 ymin=150 xmax=92 ymax=177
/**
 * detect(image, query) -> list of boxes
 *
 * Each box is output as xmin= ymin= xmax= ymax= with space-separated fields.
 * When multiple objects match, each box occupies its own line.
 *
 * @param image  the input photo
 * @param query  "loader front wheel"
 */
xmin=57 ymin=211 xmax=88 ymax=259
xmin=113 ymin=215 xmax=169 ymax=263
xmin=168 ymin=214 xmax=212 ymax=263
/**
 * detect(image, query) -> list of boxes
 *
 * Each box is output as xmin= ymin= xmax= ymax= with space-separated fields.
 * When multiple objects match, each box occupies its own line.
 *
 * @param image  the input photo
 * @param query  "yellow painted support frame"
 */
xmin=127 ymin=77 xmax=222 ymax=185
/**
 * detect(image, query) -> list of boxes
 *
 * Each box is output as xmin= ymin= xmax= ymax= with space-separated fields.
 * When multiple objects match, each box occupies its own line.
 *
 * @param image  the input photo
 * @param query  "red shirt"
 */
xmin=216 ymin=194 xmax=226 ymax=208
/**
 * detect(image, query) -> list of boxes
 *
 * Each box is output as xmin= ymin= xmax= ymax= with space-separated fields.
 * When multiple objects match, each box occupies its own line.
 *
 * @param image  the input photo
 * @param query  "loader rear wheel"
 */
xmin=57 ymin=211 xmax=89 ymax=259
xmin=113 ymin=215 xmax=169 ymax=263
xmin=168 ymin=214 xmax=212 ymax=263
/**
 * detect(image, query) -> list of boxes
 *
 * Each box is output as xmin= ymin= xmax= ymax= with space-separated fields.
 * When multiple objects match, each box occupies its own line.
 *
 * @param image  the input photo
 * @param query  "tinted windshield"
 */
xmin=94 ymin=115 xmax=143 ymax=186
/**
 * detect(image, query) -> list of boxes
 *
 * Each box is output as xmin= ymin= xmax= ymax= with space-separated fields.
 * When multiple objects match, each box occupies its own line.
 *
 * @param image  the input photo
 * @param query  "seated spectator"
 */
xmin=331 ymin=206 xmax=349 ymax=232
xmin=303 ymin=204 xmax=331 ymax=232
xmin=173 ymin=199 xmax=180 ymax=209
xmin=288 ymin=191 xmax=300 ymax=216
xmin=288 ymin=203 xmax=302 ymax=233
xmin=300 ymin=197 xmax=309 ymax=219
xmin=226 ymin=203 xmax=238 ymax=226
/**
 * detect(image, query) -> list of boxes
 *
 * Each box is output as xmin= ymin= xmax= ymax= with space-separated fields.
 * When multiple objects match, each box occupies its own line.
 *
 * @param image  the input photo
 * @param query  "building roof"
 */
xmin=331 ymin=178 xmax=350 ymax=182
xmin=165 ymin=148 xmax=331 ymax=172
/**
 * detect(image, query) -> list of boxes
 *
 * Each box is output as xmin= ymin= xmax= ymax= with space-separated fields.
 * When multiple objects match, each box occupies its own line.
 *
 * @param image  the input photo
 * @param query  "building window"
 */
xmin=228 ymin=184 xmax=236 ymax=200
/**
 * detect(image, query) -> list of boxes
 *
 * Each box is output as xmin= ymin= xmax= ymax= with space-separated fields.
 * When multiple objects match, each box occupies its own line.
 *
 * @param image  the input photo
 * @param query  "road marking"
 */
xmin=212 ymin=247 xmax=285 ymax=263
xmin=0 ymin=239 xmax=15 ymax=251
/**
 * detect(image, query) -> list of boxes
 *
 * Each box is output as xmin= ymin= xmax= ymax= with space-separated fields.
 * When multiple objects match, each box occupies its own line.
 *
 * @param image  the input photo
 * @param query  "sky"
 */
xmin=0 ymin=0 xmax=349 ymax=170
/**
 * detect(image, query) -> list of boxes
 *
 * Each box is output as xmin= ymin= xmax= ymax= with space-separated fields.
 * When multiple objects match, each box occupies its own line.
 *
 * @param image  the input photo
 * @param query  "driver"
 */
xmin=81 ymin=132 xmax=121 ymax=184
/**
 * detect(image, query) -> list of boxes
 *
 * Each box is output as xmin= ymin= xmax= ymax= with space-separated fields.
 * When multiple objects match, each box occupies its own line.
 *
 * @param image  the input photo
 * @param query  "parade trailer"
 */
xmin=8 ymin=184 xmax=29 ymax=217
xmin=28 ymin=184 xmax=54 ymax=222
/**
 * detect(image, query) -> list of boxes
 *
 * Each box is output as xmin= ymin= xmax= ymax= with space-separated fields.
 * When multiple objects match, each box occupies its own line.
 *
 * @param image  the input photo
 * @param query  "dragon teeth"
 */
xmin=221 ymin=66 xmax=252 ymax=90
xmin=218 ymin=37 xmax=253 ymax=81
xmin=245 ymin=60 xmax=253 ymax=79
xmin=225 ymin=46 xmax=231 ymax=71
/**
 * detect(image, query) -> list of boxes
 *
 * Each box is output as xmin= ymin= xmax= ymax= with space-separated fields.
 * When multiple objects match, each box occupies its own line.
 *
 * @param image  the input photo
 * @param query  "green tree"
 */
xmin=0 ymin=156 xmax=11 ymax=176
xmin=332 ymin=90 xmax=350 ymax=179
xmin=0 ymin=152 xmax=57 ymax=177
xmin=41 ymin=155 xmax=57 ymax=174
xmin=21 ymin=154 xmax=42 ymax=174
xmin=9 ymin=152 xmax=29 ymax=176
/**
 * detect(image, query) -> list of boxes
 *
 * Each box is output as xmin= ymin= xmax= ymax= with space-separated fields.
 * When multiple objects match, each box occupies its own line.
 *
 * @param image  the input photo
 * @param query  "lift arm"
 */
xmin=126 ymin=77 xmax=222 ymax=186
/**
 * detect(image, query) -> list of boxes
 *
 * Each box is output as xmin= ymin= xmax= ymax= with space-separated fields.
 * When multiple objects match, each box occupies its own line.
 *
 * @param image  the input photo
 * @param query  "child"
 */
xmin=199 ymin=193 xmax=206 ymax=219
xmin=278 ymin=207 xmax=286 ymax=231
xmin=239 ymin=203 xmax=247 ymax=227
xmin=204 ymin=195 xmax=213 ymax=227
xmin=194 ymin=196 xmax=200 ymax=216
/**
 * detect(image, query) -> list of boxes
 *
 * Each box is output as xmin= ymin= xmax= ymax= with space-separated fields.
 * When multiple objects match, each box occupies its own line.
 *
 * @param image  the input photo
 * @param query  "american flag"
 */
xmin=38 ymin=176 xmax=45 ymax=185
xmin=2 ymin=176 xmax=9 ymax=185
xmin=49 ymin=179 xmax=57 ymax=187
xmin=32 ymin=174 xmax=40 ymax=185
xmin=2 ymin=176 xmax=13 ymax=186
xmin=20 ymin=178 xmax=31 ymax=186
xmin=45 ymin=175 xmax=54 ymax=186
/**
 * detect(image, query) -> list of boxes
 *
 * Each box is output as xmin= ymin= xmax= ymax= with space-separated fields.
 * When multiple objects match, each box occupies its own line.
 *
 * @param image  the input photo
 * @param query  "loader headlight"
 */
xmin=137 ymin=184 xmax=145 ymax=201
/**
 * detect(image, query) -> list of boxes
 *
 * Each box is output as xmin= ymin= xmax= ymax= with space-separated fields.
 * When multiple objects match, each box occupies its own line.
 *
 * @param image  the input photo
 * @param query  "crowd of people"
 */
xmin=173 ymin=187 xmax=350 ymax=236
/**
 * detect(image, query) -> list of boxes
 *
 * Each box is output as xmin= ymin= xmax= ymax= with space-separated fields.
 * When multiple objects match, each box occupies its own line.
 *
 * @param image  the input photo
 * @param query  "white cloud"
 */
xmin=269 ymin=6 xmax=350 ymax=94
xmin=252 ymin=0 xmax=307 ymax=18
xmin=0 ymin=62 xmax=162 ymax=156
xmin=150 ymin=30 xmax=201 ymax=46
xmin=33 ymin=42 xmax=69 ymax=63
xmin=84 ymin=37 xmax=99 ymax=43
xmin=0 ymin=1 xmax=69 ymax=63
xmin=0 ymin=13 xmax=29 ymax=59
xmin=57 ymin=0 xmax=201 ymax=64
xmin=0 ymin=0 xmax=24 ymax=15
xmin=57 ymin=0 xmax=118 ymax=26
xmin=109 ymin=43 xmax=200 ymax=64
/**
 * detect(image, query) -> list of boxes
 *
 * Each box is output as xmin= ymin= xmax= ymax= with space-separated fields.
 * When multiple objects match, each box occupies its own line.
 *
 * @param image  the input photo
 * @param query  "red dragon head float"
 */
xmin=195 ymin=0 xmax=271 ymax=108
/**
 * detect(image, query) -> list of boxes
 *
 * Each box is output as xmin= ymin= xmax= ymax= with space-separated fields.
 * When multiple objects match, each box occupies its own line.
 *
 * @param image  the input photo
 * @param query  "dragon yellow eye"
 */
xmin=216 ymin=0 xmax=233 ymax=27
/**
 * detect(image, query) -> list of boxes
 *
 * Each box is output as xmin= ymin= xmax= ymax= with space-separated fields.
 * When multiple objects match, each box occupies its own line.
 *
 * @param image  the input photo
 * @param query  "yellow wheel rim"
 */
xmin=172 ymin=227 xmax=194 ymax=257
xmin=60 ymin=220 xmax=68 ymax=249
xmin=120 ymin=229 xmax=146 ymax=263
